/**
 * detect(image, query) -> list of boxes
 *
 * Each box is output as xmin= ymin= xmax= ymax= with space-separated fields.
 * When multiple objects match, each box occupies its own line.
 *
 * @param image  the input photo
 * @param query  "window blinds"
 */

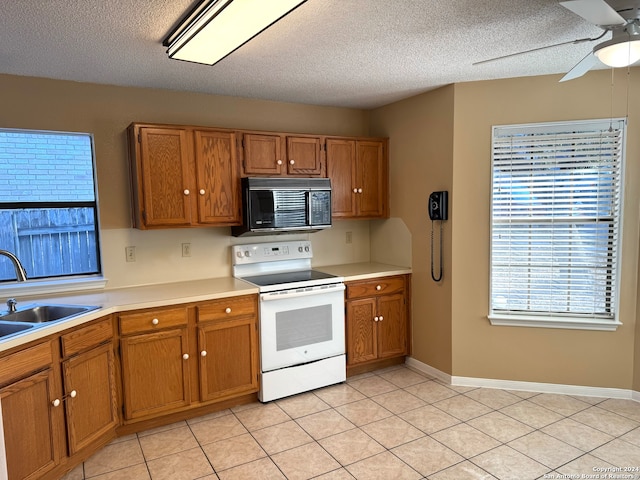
xmin=490 ymin=119 xmax=624 ymax=321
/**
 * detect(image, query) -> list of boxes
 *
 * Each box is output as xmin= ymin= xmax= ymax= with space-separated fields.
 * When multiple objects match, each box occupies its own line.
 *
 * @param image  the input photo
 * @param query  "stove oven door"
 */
xmin=259 ymin=284 xmax=345 ymax=372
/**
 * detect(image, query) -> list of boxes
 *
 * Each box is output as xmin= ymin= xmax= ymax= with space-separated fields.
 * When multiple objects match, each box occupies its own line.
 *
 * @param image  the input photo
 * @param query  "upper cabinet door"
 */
xmin=138 ymin=128 xmax=193 ymax=227
xmin=194 ymin=130 xmax=241 ymax=225
xmin=242 ymin=133 xmax=283 ymax=176
xmin=356 ymin=140 xmax=388 ymax=218
xmin=286 ymin=136 xmax=324 ymax=176
xmin=326 ymin=138 xmax=357 ymax=217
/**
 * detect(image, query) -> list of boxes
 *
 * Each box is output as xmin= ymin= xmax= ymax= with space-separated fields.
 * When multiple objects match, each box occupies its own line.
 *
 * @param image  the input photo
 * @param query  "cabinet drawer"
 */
xmin=0 ymin=341 xmax=53 ymax=386
xmin=197 ymin=294 xmax=257 ymax=323
xmin=346 ymin=275 xmax=405 ymax=300
xmin=61 ymin=316 xmax=113 ymax=358
xmin=119 ymin=306 xmax=188 ymax=336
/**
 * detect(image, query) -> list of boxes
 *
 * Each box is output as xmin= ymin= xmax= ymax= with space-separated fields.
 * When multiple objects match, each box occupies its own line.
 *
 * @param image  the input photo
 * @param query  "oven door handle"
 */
xmin=260 ymin=283 xmax=345 ymax=301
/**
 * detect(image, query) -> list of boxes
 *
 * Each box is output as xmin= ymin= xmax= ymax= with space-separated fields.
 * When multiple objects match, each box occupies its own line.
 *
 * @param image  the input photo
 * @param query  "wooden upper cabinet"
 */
xmin=241 ymin=133 xmax=324 ymax=177
xmin=327 ymin=138 xmax=389 ymax=219
xmin=286 ymin=136 xmax=323 ymax=175
xmin=194 ymin=130 xmax=241 ymax=224
xmin=242 ymin=133 xmax=283 ymax=176
xmin=326 ymin=138 xmax=357 ymax=217
xmin=136 ymin=127 xmax=193 ymax=227
xmin=356 ymin=140 xmax=387 ymax=218
xmin=128 ymin=124 xmax=241 ymax=229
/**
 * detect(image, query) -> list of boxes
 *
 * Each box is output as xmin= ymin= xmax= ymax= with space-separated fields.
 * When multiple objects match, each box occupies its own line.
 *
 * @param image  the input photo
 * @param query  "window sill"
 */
xmin=0 ymin=276 xmax=107 ymax=297
xmin=488 ymin=313 xmax=621 ymax=332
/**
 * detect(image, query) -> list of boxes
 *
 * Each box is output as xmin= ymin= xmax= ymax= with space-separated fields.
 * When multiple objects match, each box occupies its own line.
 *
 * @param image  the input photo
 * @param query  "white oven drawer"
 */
xmin=259 ymin=285 xmax=345 ymax=372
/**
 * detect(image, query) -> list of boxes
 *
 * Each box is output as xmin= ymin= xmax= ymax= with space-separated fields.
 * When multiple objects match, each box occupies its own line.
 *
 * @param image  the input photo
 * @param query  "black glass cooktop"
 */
xmin=242 ymin=270 xmax=337 ymax=287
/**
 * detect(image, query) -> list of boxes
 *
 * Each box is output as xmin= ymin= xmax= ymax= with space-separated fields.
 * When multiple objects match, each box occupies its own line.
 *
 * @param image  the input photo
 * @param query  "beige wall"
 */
xmin=371 ymin=70 xmax=640 ymax=390
xmin=369 ymin=86 xmax=455 ymax=373
xmin=451 ymin=71 xmax=639 ymax=389
xmin=0 ymin=74 xmax=372 ymax=288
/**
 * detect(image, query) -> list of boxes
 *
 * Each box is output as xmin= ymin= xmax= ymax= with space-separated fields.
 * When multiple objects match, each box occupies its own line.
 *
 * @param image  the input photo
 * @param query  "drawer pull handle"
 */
xmin=225 ymin=307 xmax=232 ymax=314
xmin=52 ymin=398 xmax=61 ymax=407
xmin=182 ymin=353 xmax=189 ymax=360
xmin=201 ymin=350 xmax=207 ymax=357
xmin=376 ymin=285 xmax=381 ymax=291
xmin=152 ymin=318 xmax=159 ymax=325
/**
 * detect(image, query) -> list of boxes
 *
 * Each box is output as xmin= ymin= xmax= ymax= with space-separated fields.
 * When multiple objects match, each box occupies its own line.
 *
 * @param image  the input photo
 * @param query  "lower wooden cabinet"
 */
xmin=0 ymin=367 xmax=63 ymax=480
xmin=62 ymin=343 xmax=118 ymax=454
xmin=197 ymin=295 xmax=259 ymax=402
xmin=346 ymin=275 xmax=410 ymax=372
xmin=118 ymin=295 xmax=258 ymax=422
xmin=119 ymin=306 xmax=191 ymax=420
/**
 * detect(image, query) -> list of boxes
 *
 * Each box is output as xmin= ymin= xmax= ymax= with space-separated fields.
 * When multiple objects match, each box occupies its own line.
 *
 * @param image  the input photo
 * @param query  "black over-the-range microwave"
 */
xmin=231 ymin=177 xmax=332 ymax=237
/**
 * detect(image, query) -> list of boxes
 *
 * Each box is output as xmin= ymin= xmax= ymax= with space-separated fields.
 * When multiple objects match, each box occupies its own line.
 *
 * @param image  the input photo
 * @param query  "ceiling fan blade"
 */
xmin=560 ymin=0 xmax=626 ymax=26
xmin=472 ymin=38 xmax=593 ymax=66
xmin=560 ymin=51 xmax=598 ymax=81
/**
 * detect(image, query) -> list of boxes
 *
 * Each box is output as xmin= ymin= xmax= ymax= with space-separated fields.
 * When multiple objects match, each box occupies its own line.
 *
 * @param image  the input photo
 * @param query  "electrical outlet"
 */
xmin=182 ymin=243 xmax=192 ymax=257
xmin=346 ymin=231 xmax=353 ymax=244
xmin=125 ymin=246 xmax=136 ymax=262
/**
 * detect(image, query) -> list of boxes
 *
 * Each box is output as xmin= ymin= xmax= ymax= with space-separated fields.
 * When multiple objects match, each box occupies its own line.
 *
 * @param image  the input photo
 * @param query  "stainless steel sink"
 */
xmin=0 ymin=322 xmax=34 ymax=337
xmin=0 ymin=304 xmax=99 ymax=324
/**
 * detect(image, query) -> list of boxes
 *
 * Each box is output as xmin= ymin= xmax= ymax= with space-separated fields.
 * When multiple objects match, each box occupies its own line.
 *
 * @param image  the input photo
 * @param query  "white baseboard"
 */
xmin=405 ymin=357 xmax=638 ymax=402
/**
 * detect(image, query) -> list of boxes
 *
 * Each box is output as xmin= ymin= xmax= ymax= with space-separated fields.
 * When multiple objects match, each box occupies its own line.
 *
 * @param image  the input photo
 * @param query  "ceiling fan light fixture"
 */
xmin=164 ymin=0 xmax=307 ymax=66
xmin=594 ymin=38 xmax=640 ymax=67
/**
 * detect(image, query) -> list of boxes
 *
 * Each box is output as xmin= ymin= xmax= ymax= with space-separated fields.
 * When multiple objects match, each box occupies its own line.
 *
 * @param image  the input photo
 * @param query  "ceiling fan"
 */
xmin=475 ymin=0 xmax=640 ymax=81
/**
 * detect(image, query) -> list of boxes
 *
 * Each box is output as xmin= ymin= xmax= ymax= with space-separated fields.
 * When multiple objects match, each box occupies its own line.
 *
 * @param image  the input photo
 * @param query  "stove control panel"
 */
xmin=232 ymin=241 xmax=313 ymax=265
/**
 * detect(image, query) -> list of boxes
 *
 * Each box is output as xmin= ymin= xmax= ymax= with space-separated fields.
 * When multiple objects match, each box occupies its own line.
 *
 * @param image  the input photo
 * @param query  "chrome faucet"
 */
xmin=6 ymin=298 xmax=17 ymax=313
xmin=0 ymin=250 xmax=28 ymax=282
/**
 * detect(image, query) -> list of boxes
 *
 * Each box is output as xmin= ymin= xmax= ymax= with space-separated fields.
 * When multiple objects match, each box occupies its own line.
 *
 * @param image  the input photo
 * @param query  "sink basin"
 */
xmin=0 ymin=322 xmax=34 ymax=337
xmin=0 ymin=304 xmax=99 ymax=324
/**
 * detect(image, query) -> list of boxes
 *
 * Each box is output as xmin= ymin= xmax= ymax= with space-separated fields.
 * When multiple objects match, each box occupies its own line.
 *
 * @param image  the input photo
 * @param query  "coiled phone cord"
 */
xmin=431 ymin=219 xmax=443 ymax=282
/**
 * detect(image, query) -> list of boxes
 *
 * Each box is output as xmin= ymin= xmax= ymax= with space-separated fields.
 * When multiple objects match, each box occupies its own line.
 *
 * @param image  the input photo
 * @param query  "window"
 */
xmin=0 ymin=129 xmax=102 ymax=289
xmin=489 ymin=119 xmax=624 ymax=331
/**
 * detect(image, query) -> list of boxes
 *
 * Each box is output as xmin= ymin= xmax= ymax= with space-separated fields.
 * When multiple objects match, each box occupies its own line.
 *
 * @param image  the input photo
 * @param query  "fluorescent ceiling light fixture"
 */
xmin=164 ymin=0 xmax=307 ymax=66
xmin=594 ymin=22 xmax=640 ymax=68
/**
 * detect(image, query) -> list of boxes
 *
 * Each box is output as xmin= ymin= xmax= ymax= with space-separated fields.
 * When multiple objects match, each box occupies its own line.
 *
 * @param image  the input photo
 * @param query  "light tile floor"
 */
xmin=60 ymin=365 xmax=640 ymax=480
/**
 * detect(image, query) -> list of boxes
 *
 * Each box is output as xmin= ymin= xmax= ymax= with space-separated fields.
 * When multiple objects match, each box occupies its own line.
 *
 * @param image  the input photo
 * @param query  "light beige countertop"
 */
xmin=0 ymin=263 xmax=411 ymax=352
xmin=317 ymin=262 xmax=411 ymax=281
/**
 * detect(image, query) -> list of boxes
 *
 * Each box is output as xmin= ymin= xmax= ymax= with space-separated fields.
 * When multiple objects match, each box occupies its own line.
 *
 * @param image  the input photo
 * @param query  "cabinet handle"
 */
xmin=152 ymin=318 xmax=159 ymax=325
xmin=182 ymin=353 xmax=189 ymax=360
xmin=358 ymin=188 xmax=363 ymax=193
xmin=201 ymin=350 xmax=207 ymax=357
xmin=353 ymin=188 xmax=358 ymax=193
xmin=376 ymin=285 xmax=381 ymax=291
xmin=289 ymin=159 xmax=295 ymax=165
xmin=225 ymin=307 xmax=232 ymax=314
xmin=199 ymin=189 xmax=205 ymax=195
xmin=276 ymin=159 xmax=283 ymax=165
xmin=64 ymin=390 xmax=77 ymax=400
xmin=379 ymin=316 xmax=384 ymax=321
xmin=184 ymin=189 xmax=190 ymax=195
xmin=374 ymin=316 xmax=379 ymax=322
xmin=52 ymin=398 xmax=61 ymax=407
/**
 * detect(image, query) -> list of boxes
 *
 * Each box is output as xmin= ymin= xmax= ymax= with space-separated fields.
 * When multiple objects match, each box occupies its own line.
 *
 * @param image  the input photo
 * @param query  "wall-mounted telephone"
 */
xmin=429 ymin=191 xmax=448 ymax=221
xmin=429 ymin=191 xmax=448 ymax=282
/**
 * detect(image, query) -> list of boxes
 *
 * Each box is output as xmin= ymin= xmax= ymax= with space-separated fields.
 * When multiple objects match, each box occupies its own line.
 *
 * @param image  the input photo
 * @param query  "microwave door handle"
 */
xmin=306 ymin=190 xmax=311 ymax=225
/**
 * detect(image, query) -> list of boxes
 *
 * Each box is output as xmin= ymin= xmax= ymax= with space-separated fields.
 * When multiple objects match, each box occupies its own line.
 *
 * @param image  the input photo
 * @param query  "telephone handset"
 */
xmin=429 ymin=191 xmax=448 ymax=282
xmin=428 ymin=191 xmax=448 ymax=221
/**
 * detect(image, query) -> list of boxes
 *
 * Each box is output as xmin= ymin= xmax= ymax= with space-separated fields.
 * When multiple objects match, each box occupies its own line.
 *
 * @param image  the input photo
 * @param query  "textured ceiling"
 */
xmin=0 ymin=0 xmax=609 ymax=108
